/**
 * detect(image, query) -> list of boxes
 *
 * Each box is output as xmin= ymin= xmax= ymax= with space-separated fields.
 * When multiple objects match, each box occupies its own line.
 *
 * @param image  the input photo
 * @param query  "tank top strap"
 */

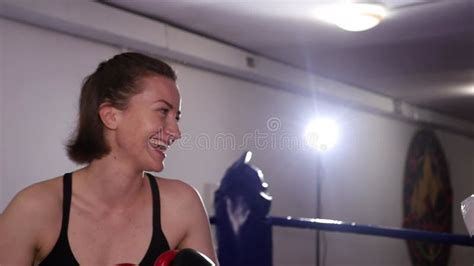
xmin=140 ymin=173 xmax=170 ymax=265
xmin=147 ymin=174 xmax=163 ymax=229
xmin=39 ymin=172 xmax=79 ymax=266
xmin=61 ymin=172 xmax=73 ymax=235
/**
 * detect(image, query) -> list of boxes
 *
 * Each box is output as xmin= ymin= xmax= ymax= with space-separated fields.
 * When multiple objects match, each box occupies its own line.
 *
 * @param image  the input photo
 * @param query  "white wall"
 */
xmin=438 ymin=132 xmax=474 ymax=263
xmin=0 ymin=18 xmax=119 ymax=206
xmin=0 ymin=17 xmax=4 ymax=205
xmin=1 ymin=18 xmax=473 ymax=266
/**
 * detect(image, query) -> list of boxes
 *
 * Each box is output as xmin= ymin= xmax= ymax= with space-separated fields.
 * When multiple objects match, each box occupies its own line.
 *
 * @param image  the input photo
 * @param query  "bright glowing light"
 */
xmin=314 ymin=3 xmax=387 ymax=32
xmin=466 ymin=85 xmax=474 ymax=95
xmin=454 ymin=84 xmax=474 ymax=96
xmin=304 ymin=118 xmax=339 ymax=152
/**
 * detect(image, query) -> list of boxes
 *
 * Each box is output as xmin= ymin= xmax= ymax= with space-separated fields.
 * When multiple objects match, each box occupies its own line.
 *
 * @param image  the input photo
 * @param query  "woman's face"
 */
xmin=113 ymin=74 xmax=182 ymax=172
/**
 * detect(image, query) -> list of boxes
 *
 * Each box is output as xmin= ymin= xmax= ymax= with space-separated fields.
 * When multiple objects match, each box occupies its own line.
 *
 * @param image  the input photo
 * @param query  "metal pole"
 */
xmin=316 ymin=154 xmax=322 ymax=266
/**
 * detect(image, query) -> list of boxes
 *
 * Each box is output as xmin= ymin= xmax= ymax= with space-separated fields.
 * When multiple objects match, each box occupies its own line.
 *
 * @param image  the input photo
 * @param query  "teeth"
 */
xmin=158 ymin=144 xmax=167 ymax=151
xmin=149 ymin=138 xmax=167 ymax=151
xmin=149 ymin=138 xmax=159 ymax=146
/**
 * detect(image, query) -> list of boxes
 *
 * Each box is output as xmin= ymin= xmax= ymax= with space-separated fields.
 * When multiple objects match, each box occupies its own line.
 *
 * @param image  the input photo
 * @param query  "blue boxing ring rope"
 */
xmin=210 ymin=216 xmax=473 ymax=265
xmin=210 ymin=216 xmax=474 ymax=247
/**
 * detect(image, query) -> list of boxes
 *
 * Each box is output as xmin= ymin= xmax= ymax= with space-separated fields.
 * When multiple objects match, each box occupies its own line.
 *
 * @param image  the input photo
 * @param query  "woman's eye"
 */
xmin=158 ymin=108 xmax=169 ymax=115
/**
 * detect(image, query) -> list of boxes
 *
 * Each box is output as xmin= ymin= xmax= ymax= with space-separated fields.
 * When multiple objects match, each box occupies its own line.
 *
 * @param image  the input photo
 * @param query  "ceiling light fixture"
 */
xmin=315 ymin=2 xmax=387 ymax=32
xmin=465 ymin=85 xmax=474 ymax=96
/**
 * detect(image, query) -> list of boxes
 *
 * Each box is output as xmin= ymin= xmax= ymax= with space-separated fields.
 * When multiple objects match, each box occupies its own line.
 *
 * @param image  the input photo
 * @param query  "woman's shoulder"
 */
xmin=0 ymin=176 xmax=65 ymax=264
xmin=149 ymin=174 xmax=203 ymax=207
xmin=154 ymin=175 xmax=196 ymax=193
xmin=2 ymin=175 xmax=63 ymax=218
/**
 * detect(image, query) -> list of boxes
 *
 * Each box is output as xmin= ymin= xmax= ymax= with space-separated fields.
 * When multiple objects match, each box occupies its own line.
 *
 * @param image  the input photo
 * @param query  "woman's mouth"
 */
xmin=149 ymin=138 xmax=168 ymax=156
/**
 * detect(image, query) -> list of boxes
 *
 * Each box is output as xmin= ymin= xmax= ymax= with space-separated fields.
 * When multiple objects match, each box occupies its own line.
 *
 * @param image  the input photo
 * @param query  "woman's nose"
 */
xmin=166 ymin=121 xmax=181 ymax=144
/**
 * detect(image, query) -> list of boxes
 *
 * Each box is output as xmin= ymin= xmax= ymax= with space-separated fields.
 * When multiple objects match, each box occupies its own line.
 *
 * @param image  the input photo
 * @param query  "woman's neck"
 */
xmin=74 ymin=157 xmax=147 ymax=209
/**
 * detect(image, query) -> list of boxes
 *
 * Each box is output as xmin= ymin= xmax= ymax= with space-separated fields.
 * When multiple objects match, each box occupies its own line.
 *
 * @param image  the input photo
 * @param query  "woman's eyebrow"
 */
xmin=153 ymin=99 xmax=173 ymax=108
xmin=154 ymin=99 xmax=182 ymax=116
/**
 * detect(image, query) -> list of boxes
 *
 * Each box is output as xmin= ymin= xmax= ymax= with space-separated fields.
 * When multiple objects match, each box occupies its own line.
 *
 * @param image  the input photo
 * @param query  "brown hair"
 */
xmin=66 ymin=52 xmax=177 ymax=164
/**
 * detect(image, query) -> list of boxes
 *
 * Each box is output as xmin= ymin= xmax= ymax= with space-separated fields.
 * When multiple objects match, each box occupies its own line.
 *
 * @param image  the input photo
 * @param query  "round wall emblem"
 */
xmin=403 ymin=129 xmax=452 ymax=265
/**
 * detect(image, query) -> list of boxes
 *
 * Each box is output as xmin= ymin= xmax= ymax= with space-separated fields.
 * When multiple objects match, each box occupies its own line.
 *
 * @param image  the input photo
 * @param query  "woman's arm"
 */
xmin=0 ymin=187 xmax=44 ymax=265
xmin=175 ymin=184 xmax=218 ymax=265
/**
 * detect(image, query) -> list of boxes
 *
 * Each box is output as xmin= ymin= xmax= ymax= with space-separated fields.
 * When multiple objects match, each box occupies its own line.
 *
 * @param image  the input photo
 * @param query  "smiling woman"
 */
xmin=0 ymin=52 xmax=217 ymax=266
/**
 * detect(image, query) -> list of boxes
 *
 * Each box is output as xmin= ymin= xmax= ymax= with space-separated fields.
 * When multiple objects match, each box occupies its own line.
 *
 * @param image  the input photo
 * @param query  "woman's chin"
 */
xmin=147 ymin=161 xmax=165 ymax=173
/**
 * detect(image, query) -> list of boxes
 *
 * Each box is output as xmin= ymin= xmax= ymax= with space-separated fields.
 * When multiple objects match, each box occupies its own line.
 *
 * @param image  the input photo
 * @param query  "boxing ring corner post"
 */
xmin=210 ymin=151 xmax=473 ymax=266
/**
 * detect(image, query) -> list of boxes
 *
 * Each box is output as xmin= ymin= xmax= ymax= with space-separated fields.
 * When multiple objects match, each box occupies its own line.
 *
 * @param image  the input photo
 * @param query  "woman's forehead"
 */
xmin=134 ymin=75 xmax=181 ymax=104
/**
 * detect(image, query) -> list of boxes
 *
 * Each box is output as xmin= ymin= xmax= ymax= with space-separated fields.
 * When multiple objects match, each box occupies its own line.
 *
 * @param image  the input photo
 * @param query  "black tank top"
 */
xmin=39 ymin=172 xmax=170 ymax=266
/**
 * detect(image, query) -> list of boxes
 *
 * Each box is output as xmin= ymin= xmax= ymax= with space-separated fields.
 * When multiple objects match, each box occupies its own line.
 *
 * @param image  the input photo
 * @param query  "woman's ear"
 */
xmin=99 ymin=102 xmax=121 ymax=130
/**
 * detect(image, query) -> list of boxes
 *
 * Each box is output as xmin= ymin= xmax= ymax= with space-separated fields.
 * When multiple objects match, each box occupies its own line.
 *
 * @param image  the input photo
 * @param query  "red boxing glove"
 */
xmin=154 ymin=249 xmax=215 ymax=266
xmin=154 ymin=250 xmax=179 ymax=266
